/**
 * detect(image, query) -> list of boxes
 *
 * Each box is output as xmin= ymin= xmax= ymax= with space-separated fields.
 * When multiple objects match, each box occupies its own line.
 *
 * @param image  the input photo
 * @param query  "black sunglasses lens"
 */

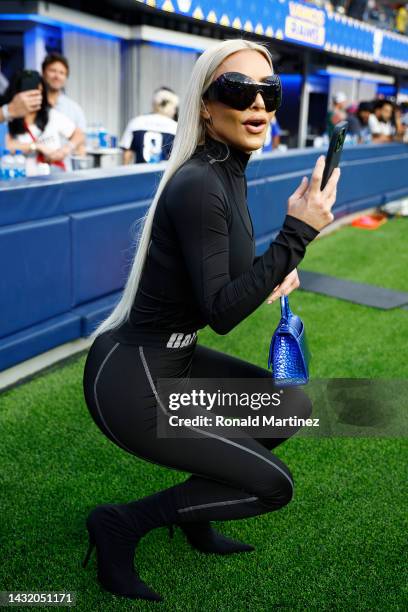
xmin=215 ymin=74 xmax=252 ymax=110
xmin=204 ymin=73 xmax=282 ymax=112
xmin=261 ymin=76 xmax=282 ymax=111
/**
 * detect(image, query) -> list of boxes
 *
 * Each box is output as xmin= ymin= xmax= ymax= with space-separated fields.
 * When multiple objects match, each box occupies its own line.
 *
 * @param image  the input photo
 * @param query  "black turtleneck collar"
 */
xmin=194 ymin=132 xmax=251 ymax=176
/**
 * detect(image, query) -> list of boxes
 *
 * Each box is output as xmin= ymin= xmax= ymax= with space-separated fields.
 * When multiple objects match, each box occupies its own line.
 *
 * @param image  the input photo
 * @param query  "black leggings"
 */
xmin=82 ymin=331 xmax=312 ymax=522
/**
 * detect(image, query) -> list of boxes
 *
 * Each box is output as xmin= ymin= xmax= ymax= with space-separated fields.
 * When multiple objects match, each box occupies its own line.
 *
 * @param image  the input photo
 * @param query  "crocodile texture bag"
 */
xmin=268 ymin=295 xmax=311 ymax=386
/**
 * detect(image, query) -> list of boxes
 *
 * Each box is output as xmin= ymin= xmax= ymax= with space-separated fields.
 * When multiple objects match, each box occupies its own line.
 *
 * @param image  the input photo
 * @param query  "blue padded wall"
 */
xmin=0 ymin=144 xmax=407 ymax=371
xmin=0 ymin=313 xmax=81 ymax=371
xmin=0 ymin=216 xmax=71 ymax=338
xmin=247 ymin=144 xmax=408 ymax=253
xmin=71 ymin=200 xmax=149 ymax=305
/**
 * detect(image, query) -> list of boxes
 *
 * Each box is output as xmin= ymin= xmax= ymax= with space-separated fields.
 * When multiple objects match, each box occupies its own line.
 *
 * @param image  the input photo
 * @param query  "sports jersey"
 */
xmin=119 ymin=112 xmax=177 ymax=163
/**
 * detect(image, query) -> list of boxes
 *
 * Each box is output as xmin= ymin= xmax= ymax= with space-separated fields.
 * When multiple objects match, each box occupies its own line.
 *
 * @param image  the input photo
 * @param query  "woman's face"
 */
xmin=201 ymin=49 xmax=277 ymax=154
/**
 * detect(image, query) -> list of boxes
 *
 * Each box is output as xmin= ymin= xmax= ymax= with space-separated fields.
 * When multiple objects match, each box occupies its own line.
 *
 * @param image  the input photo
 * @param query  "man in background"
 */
xmin=120 ymin=86 xmax=179 ymax=164
xmin=347 ymin=101 xmax=372 ymax=143
xmin=368 ymin=99 xmax=395 ymax=143
xmin=41 ymin=52 xmax=86 ymax=155
xmin=326 ymin=91 xmax=348 ymax=137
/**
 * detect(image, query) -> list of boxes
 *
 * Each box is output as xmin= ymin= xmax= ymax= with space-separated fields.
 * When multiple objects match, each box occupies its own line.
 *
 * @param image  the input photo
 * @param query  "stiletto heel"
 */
xmin=168 ymin=524 xmax=174 ymax=539
xmin=82 ymin=533 xmax=95 ymax=568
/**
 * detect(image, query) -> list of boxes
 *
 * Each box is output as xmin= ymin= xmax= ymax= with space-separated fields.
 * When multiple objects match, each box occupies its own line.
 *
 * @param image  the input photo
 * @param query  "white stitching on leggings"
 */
xmin=178 ymin=496 xmax=259 ymax=513
xmin=138 ymin=345 xmax=294 ymax=494
xmin=91 ymin=340 xmax=238 ymax=484
xmin=93 ymin=341 xmax=195 ymax=474
xmin=93 ymin=342 xmax=139 ymax=456
xmin=138 ymin=346 xmax=265 ymax=513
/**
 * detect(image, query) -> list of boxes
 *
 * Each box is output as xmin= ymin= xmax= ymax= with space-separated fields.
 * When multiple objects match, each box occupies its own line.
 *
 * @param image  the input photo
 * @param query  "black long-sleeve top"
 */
xmin=110 ymin=133 xmax=319 ymax=344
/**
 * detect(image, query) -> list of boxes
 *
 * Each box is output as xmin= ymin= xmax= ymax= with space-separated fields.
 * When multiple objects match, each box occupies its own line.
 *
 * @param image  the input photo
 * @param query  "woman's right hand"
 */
xmin=287 ymin=155 xmax=341 ymax=232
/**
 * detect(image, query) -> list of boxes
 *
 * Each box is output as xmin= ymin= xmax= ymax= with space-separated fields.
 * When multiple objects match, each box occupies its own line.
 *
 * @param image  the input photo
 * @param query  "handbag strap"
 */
xmin=280 ymin=295 xmax=292 ymax=321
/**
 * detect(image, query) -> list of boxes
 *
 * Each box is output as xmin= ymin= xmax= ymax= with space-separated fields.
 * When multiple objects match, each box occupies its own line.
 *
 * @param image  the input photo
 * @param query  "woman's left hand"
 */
xmin=266 ymin=268 xmax=300 ymax=304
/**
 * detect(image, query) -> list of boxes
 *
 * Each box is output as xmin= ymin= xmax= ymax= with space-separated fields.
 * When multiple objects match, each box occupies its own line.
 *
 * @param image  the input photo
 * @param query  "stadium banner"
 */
xmin=135 ymin=0 xmax=408 ymax=70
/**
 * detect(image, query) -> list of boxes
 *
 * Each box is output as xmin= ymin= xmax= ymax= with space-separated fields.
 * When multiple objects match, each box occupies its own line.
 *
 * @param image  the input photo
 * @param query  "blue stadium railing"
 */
xmin=1 ymin=143 xmax=407 ymax=371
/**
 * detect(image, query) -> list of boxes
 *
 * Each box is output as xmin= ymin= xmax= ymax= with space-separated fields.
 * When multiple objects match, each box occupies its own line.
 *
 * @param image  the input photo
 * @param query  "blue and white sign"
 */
xmin=135 ymin=0 xmax=408 ymax=70
xmin=285 ymin=2 xmax=325 ymax=48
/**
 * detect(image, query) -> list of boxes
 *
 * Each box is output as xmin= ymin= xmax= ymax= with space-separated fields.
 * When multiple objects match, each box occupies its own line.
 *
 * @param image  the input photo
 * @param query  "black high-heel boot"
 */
xmin=82 ymin=504 xmax=163 ymax=602
xmin=168 ymin=521 xmax=255 ymax=554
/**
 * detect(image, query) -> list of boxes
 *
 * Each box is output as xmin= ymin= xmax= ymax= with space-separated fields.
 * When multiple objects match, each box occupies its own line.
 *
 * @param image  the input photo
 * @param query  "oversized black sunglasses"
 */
xmin=203 ymin=71 xmax=282 ymax=112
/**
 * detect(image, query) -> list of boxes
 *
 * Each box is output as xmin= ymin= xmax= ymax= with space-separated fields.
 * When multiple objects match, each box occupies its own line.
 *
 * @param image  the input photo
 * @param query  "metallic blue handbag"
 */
xmin=268 ymin=295 xmax=311 ymax=386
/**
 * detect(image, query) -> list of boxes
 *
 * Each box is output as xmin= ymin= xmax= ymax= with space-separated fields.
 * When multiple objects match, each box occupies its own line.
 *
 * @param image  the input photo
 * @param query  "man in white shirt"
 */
xmin=42 ymin=52 xmax=86 ymax=155
xmin=368 ymin=100 xmax=395 ymax=143
xmin=120 ymin=87 xmax=179 ymax=164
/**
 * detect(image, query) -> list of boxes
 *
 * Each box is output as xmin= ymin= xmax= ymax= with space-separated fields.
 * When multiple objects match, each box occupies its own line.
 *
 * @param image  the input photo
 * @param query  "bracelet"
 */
xmin=1 ymin=103 xmax=11 ymax=122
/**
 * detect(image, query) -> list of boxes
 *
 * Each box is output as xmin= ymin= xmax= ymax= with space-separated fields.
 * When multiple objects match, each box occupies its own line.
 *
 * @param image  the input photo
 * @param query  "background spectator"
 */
xmin=395 ymin=3 xmax=408 ymax=34
xmin=368 ymin=99 xmax=395 ymax=142
xmin=120 ymin=86 xmax=179 ymax=164
xmin=42 ymin=52 xmax=87 ymax=156
xmin=258 ymin=116 xmax=281 ymax=154
xmin=0 ymin=45 xmax=9 ymax=96
xmin=347 ymin=0 xmax=368 ymax=21
xmin=0 ymin=49 xmax=42 ymax=125
xmin=5 ymin=70 xmax=84 ymax=175
xmin=327 ymin=91 xmax=348 ymax=137
xmin=393 ymin=103 xmax=407 ymax=141
xmin=0 ymin=88 xmax=42 ymax=125
xmin=347 ymin=101 xmax=372 ymax=143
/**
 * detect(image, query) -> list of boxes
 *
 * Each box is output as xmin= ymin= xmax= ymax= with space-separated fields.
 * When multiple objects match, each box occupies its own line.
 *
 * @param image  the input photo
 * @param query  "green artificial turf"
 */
xmin=0 ymin=217 xmax=407 ymax=611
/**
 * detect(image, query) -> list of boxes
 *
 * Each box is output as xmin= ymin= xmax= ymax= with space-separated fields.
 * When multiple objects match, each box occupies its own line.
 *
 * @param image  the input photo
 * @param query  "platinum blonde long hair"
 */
xmin=91 ymin=38 xmax=273 ymax=340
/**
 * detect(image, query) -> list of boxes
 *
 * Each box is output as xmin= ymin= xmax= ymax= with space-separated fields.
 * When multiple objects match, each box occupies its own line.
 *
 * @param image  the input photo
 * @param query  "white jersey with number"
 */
xmin=119 ymin=112 xmax=177 ymax=163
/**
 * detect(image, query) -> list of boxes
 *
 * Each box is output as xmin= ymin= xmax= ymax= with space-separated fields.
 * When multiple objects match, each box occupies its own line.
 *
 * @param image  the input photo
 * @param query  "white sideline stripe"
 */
xmin=0 ymin=336 xmax=93 ymax=392
xmin=138 ymin=346 xmax=294 ymax=491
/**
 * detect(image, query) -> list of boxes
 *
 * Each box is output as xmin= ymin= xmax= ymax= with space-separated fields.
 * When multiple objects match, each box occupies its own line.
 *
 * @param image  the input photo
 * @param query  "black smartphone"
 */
xmin=20 ymin=69 xmax=41 ymax=92
xmin=320 ymin=120 xmax=348 ymax=191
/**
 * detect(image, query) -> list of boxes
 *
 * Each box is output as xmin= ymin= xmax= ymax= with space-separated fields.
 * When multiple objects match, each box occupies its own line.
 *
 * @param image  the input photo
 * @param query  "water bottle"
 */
xmin=85 ymin=125 xmax=93 ymax=149
xmin=2 ymin=149 xmax=15 ymax=180
xmin=98 ymin=124 xmax=108 ymax=148
xmin=86 ymin=124 xmax=98 ymax=149
xmin=14 ymin=150 xmax=26 ymax=178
